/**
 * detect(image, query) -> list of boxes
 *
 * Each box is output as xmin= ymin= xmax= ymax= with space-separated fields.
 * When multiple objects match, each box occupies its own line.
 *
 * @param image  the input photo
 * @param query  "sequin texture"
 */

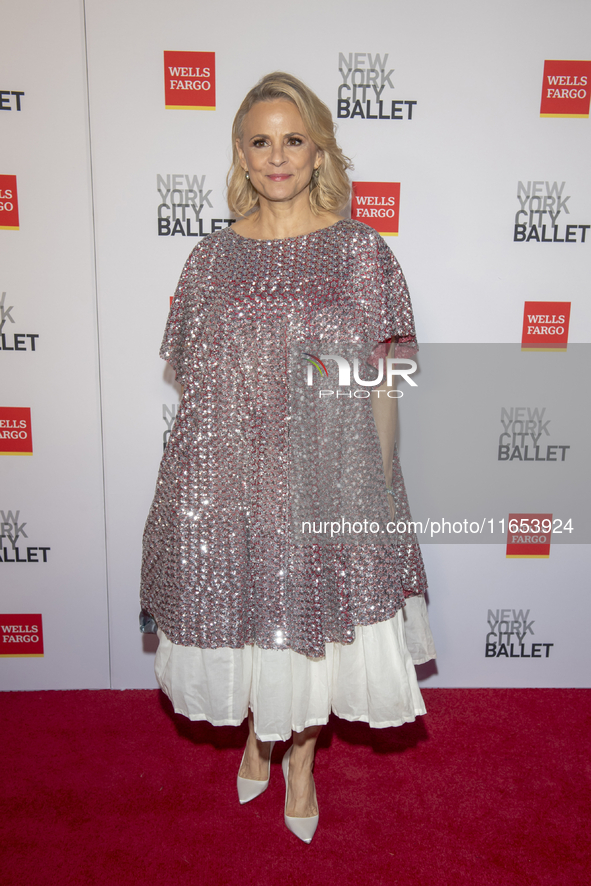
xmin=141 ymin=219 xmax=428 ymax=658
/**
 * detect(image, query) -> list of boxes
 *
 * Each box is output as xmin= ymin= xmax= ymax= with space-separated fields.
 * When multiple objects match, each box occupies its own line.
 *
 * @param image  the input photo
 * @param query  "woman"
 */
xmin=141 ymin=72 xmax=435 ymax=844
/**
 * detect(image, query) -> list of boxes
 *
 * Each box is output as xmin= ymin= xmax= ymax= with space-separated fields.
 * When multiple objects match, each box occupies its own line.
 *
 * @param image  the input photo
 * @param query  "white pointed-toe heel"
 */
xmin=237 ymin=740 xmax=275 ymax=804
xmin=282 ymin=746 xmax=319 ymax=844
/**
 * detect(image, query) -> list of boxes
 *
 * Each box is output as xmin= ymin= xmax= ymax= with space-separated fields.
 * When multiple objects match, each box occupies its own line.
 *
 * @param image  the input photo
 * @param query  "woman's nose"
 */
xmin=269 ymin=142 xmax=287 ymax=166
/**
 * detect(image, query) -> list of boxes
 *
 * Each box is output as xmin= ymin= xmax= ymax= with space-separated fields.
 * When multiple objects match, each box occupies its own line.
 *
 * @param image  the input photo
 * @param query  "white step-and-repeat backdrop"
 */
xmin=1 ymin=0 xmax=589 ymax=690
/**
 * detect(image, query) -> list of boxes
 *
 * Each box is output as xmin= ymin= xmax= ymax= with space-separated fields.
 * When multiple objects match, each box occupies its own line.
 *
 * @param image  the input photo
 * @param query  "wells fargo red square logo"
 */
xmin=521 ymin=301 xmax=571 ymax=350
xmin=506 ymin=514 xmax=552 ymax=558
xmin=0 ymin=407 xmax=33 ymax=455
xmin=0 ymin=174 xmax=19 ymax=230
xmin=351 ymin=182 xmax=400 ymax=236
xmin=0 ymin=614 xmax=44 ymax=656
xmin=540 ymin=60 xmax=591 ymax=117
xmin=164 ymin=51 xmax=215 ymax=110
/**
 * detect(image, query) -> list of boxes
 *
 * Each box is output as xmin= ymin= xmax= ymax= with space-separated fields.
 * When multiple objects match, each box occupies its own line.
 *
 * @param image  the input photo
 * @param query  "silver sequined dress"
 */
xmin=141 ymin=220 xmax=434 ymax=734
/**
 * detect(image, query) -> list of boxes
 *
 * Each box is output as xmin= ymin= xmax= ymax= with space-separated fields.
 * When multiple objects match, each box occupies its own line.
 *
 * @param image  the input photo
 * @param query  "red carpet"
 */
xmin=1 ymin=688 xmax=590 ymax=886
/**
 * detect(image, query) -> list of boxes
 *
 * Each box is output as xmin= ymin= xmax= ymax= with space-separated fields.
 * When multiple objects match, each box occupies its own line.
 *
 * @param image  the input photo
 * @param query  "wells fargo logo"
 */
xmin=521 ymin=301 xmax=571 ymax=351
xmin=0 ymin=614 xmax=43 ymax=656
xmin=540 ymin=60 xmax=591 ymax=118
xmin=164 ymin=51 xmax=215 ymax=110
xmin=506 ymin=514 xmax=553 ymax=558
xmin=0 ymin=175 xmax=19 ymax=230
xmin=0 ymin=407 xmax=33 ymax=455
xmin=351 ymin=182 xmax=400 ymax=236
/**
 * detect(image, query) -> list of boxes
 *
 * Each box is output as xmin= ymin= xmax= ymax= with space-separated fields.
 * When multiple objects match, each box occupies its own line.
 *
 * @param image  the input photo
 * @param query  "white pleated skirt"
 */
xmin=154 ymin=595 xmax=436 ymax=742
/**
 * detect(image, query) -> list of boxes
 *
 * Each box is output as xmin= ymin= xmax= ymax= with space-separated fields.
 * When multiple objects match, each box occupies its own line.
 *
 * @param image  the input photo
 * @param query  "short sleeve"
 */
xmin=159 ymin=246 xmax=204 ymax=386
xmin=366 ymin=232 xmax=418 ymax=368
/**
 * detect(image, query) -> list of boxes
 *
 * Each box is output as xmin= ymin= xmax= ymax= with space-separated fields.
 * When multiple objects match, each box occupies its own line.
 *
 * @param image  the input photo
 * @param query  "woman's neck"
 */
xmin=233 ymin=197 xmax=341 ymax=241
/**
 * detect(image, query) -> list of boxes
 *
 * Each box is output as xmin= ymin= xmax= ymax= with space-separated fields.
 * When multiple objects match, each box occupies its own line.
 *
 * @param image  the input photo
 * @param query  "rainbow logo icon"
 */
xmin=303 ymin=353 xmax=329 ymax=378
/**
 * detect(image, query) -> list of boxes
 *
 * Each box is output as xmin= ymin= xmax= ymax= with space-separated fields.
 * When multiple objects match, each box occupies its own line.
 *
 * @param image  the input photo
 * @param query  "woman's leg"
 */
xmin=239 ymin=709 xmax=274 ymax=780
xmin=286 ymin=725 xmax=322 ymax=817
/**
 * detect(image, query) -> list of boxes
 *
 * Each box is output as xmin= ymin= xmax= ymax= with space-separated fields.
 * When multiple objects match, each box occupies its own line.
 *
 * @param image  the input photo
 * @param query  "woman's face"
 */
xmin=236 ymin=100 xmax=323 ymax=209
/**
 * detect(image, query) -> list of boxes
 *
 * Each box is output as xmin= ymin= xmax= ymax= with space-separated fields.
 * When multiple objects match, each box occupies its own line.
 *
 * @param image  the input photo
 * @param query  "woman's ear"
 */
xmin=236 ymin=140 xmax=248 ymax=171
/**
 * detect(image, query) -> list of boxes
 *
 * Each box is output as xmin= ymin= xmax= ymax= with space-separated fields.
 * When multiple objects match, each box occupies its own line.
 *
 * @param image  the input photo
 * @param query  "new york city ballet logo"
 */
xmin=498 ymin=407 xmax=570 ymax=463
xmin=521 ymin=301 xmax=571 ymax=350
xmin=336 ymin=52 xmax=417 ymax=121
xmin=304 ymin=352 xmax=417 ymax=400
xmin=0 ymin=90 xmax=24 ymax=111
xmin=540 ymin=60 xmax=591 ymax=118
xmin=156 ymin=173 xmax=234 ymax=238
xmin=164 ymin=51 xmax=215 ymax=110
xmin=0 ymin=290 xmax=40 ymax=353
xmin=351 ymin=182 xmax=400 ymax=236
xmin=485 ymin=608 xmax=553 ymax=660
xmin=0 ymin=175 xmax=19 ymax=230
xmin=0 ymin=614 xmax=44 ymax=657
xmin=0 ymin=509 xmax=51 ymax=564
xmin=513 ymin=181 xmax=590 ymax=244
xmin=0 ymin=407 xmax=33 ymax=455
xmin=162 ymin=403 xmax=177 ymax=451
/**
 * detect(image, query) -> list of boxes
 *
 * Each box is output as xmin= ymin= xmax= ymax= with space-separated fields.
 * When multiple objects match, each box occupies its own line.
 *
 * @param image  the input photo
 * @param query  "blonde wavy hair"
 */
xmin=227 ymin=72 xmax=352 ymax=217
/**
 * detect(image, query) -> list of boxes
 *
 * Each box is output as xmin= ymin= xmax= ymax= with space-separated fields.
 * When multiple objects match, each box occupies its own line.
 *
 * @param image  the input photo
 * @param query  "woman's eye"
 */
xmin=252 ymin=139 xmax=267 ymax=148
xmin=287 ymin=137 xmax=303 ymax=146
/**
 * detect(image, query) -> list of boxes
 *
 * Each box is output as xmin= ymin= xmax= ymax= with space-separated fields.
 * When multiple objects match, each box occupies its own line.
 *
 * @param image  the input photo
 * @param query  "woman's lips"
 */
xmin=267 ymin=174 xmax=291 ymax=181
